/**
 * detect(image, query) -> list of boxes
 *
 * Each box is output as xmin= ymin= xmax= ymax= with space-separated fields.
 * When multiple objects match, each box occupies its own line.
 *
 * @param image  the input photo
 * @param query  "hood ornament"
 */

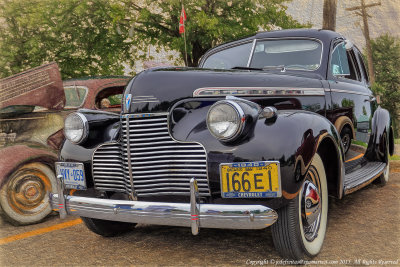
xmin=125 ymin=94 xmax=132 ymax=111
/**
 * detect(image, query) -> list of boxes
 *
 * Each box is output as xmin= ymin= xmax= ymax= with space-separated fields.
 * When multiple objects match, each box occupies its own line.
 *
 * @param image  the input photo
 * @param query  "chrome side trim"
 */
xmin=193 ymin=87 xmax=325 ymax=97
xmin=328 ymin=88 xmax=371 ymax=97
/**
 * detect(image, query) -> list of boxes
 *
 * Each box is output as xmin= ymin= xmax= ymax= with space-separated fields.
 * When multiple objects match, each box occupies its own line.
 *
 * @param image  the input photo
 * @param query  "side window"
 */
xmin=64 ymin=86 xmax=88 ymax=108
xmin=355 ymin=48 xmax=369 ymax=83
xmin=202 ymin=42 xmax=253 ymax=69
xmin=330 ymin=43 xmax=360 ymax=81
xmin=95 ymin=87 xmax=124 ymax=110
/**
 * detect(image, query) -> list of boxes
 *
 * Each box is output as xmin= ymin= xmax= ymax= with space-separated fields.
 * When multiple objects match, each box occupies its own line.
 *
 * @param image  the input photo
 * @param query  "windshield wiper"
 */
xmin=262 ymin=65 xmax=286 ymax=72
xmin=231 ymin=66 xmax=287 ymax=72
xmin=231 ymin=66 xmax=263 ymax=70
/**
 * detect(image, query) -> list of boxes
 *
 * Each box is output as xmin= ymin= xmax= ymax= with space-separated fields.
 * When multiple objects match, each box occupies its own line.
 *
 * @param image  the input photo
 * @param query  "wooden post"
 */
xmin=322 ymin=0 xmax=337 ymax=31
xmin=346 ymin=0 xmax=381 ymax=84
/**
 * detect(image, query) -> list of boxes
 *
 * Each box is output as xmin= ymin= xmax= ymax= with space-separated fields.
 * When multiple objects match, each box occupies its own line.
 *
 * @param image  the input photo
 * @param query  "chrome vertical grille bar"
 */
xmin=125 ymin=116 xmax=137 ymax=200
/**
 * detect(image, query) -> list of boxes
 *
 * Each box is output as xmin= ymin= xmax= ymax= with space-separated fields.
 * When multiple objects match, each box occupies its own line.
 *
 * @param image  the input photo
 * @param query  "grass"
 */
xmin=351 ymin=140 xmax=368 ymax=148
xmin=390 ymin=155 xmax=400 ymax=160
xmin=395 ymin=139 xmax=400 ymax=145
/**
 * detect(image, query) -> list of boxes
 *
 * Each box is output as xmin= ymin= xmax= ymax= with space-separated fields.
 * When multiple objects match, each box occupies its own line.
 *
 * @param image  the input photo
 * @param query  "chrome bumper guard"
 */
xmin=52 ymin=176 xmax=278 ymax=235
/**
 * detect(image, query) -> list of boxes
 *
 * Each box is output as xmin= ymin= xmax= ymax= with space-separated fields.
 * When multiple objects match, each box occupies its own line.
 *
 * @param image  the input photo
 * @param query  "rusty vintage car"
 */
xmin=52 ymin=30 xmax=394 ymax=260
xmin=0 ymin=63 xmax=129 ymax=225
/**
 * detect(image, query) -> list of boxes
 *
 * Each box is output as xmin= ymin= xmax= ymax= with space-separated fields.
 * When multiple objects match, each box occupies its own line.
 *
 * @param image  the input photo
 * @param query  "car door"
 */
xmin=327 ymin=40 xmax=374 ymax=154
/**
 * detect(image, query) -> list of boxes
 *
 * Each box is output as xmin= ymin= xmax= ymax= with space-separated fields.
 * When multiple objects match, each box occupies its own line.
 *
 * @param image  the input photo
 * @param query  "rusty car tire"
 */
xmin=0 ymin=163 xmax=57 ymax=226
xmin=271 ymin=153 xmax=328 ymax=259
xmin=81 ymin=217 xmax=136 ymax=237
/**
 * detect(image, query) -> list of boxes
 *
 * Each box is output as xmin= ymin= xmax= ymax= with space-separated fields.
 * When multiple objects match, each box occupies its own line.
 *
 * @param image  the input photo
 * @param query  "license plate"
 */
xmin=220 ymin=161 xmax=281 ymax=198
xmin=56 ymin=162 xmax=87 ymax=190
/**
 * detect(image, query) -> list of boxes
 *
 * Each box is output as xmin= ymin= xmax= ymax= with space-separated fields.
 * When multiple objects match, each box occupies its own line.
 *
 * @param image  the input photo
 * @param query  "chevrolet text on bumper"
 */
xmin=51 ymin=176 xmax=278 ymax=235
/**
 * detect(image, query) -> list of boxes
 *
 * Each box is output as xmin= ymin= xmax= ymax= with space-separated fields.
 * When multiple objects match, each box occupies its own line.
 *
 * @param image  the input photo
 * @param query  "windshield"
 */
xmin=202 ymin=39 xmax=322 ymax=71
xmin=64 ymin=86 xmax=88 ymax=108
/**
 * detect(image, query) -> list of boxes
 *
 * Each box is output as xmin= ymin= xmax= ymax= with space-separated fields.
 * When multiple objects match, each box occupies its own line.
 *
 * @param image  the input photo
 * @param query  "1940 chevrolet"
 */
xmin=51 ymin=29 xmax=394 ymax=260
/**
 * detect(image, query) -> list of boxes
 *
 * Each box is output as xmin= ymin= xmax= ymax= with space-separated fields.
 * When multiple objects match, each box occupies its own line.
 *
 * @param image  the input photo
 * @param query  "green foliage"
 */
xmin=116 ymin=0 xmax=309 ymax=67
xmin=390 ymin=155 xmax=400 ymax=161
xmin=0 ymin=0 xmax=132 ymax=79
xmin=370 ymin=34 xmax=400 ymax=137
xmin=0 ymin=0 xmax=307 ymax=78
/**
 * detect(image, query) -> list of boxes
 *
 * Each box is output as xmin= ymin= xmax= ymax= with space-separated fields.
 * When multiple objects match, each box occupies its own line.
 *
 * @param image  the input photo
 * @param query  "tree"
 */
xmin=0 ymin=0 xmax=132 ymax=79
xmin=115 ymin=0 xmax=308 ymax=67
xmin=370 ymin=34 xmax=400 ymax=136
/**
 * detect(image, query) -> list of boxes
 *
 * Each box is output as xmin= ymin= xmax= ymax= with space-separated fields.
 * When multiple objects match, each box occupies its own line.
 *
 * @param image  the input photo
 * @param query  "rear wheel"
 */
xmin=379 ymin=134 xmax=390 ymax=185
xmin=271 ymin=153 xmax=328 ymax=259
xmin=81 ymin=217 xmax=136 ymax=237
xmin=0 ymin=163 xmax=57 ymax=226
xmin=340 ymin=126 xmax=352 ymax=154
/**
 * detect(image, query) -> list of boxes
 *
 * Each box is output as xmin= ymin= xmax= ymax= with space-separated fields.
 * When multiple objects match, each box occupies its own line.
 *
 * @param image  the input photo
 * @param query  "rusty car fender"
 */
xmin=0 ymin=144 xmax=58 ymax=188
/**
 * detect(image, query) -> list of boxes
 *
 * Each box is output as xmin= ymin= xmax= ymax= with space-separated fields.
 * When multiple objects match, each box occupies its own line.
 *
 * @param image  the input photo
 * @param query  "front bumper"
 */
xmin=51 ymin=177 xmax=278 ymax=235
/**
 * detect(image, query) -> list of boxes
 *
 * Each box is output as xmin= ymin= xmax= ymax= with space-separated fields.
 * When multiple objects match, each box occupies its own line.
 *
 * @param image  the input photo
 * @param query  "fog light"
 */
xmin=261 ymin=106 xmax=277 ymax=119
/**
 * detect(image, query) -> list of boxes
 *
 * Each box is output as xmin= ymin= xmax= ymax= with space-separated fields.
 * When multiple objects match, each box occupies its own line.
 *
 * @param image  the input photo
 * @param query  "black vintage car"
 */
xmin=51 ymin=29 xmax=394 ymax=260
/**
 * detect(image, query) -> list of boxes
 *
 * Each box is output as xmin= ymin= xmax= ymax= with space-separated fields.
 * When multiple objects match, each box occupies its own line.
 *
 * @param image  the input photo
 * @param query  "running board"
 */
xmin=344 ymin=161 xmax=386 ymax=195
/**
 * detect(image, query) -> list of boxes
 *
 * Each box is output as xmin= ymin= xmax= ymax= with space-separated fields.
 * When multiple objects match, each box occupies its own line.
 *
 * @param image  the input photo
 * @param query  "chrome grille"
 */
xmin=92 ymin=113 xmax=210 ymax=197
xmin=92 ymin=143 xmax=128 ymax=192
xmin=121 ymin=113 xmax=210 ymax=197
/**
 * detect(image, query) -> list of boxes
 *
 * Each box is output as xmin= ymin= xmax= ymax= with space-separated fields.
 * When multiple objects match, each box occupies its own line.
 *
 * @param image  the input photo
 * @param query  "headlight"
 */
xmin=207 ymin=101 xmax=245 ymax=141
xmin=64 ymin=112 xmax=88 ymax=144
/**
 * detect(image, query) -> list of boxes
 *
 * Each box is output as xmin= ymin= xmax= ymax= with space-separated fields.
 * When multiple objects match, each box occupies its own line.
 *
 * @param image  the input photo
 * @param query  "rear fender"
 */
xmin=365 ymin=107 xmax=392 ymax=162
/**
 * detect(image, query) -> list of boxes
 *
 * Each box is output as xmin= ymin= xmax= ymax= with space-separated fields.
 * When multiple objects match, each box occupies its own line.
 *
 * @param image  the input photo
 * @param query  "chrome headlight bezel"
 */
xmin=206 ymin=100 xmax=246 ymax=142
xmin=64 ymin=112 xmax=89 ymax=144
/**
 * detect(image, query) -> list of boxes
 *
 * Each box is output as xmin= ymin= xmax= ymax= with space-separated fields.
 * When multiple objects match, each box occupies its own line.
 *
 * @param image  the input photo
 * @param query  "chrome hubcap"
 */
xmin=342 ymin=134 xmax=350 ymax=151
xmin=301 ymin=166 xmax=322 ymax=242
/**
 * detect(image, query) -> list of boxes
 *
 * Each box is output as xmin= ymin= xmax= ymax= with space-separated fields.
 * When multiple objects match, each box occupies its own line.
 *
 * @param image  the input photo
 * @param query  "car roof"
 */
xmin=255 ymin=28 xmax=343 ymax=40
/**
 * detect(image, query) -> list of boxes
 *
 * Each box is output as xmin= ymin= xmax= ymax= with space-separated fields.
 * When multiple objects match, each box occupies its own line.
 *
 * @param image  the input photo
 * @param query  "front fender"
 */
xmin=170 ymin=100 xmax=343 ymax=208
xmin=0 ymin=144 xmax=57 ymax=188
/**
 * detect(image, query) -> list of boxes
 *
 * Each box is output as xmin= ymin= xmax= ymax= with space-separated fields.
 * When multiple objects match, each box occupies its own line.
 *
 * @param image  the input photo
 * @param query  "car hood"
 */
xmin=0 ymin=62 xmax=65 ymax=112
xmin=125 ymin=67 xmax=325 ymax=113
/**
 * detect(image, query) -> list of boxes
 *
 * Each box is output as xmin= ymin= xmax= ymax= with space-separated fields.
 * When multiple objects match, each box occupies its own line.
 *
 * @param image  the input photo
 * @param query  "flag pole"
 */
xmin=182 ymin=2 xmax=188 ymax=66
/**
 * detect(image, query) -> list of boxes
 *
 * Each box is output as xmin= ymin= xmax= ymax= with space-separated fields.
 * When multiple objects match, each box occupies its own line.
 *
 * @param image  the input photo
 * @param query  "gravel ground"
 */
xmin=0 ymin=172 xmax=399 ymax=266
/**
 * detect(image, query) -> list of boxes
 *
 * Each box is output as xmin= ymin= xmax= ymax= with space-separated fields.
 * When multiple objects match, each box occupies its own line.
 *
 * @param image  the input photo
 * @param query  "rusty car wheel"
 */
xmin=0 ymin=163 xmax=57 ymax=225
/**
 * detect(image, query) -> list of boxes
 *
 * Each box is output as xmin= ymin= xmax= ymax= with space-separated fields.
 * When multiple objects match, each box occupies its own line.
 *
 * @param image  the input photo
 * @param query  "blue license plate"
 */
xmin=56 ymin=162 xmax=87 ymax=190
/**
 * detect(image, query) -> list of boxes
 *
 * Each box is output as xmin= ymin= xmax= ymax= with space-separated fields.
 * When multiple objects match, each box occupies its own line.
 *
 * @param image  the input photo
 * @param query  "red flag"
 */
xmin=179 ymin=5 xmax=186 ymax=34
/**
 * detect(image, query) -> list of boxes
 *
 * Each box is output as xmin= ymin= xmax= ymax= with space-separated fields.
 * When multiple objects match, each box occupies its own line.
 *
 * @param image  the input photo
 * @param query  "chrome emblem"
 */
xmin=125 ymin=94 xmax=132 ymax=110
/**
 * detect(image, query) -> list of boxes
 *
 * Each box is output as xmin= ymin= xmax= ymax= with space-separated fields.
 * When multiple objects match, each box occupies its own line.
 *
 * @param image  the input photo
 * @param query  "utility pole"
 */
xmin=346 ymin=0 xmax=381 ymax=84
xmin=322 ymin=0 xmax=337 ymax=31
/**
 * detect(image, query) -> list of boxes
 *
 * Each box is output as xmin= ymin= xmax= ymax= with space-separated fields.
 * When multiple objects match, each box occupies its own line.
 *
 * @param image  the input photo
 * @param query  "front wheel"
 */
xmin=81 ymin=217 xmax=136 ymax=237
xmin=271 ymin=153 xmax=328 ymax=260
